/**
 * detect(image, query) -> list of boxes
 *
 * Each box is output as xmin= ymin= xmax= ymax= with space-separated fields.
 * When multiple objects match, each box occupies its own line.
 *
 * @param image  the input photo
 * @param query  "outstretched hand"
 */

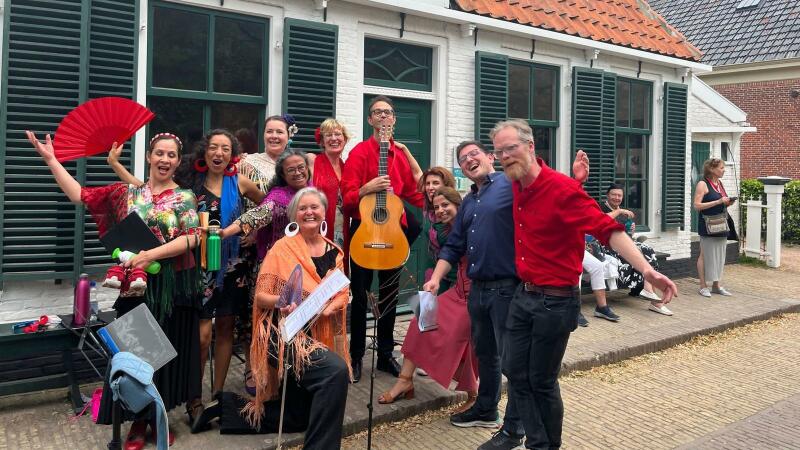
xmin=572 ymin=149 xmax=590 ymax=184
xmin=107 ymin=142 xmax=122 ymax=166
xmin=26 ymin=131 xmax=56 ymax=162
xmin=643 ymin=269 xmax=678 ymax=304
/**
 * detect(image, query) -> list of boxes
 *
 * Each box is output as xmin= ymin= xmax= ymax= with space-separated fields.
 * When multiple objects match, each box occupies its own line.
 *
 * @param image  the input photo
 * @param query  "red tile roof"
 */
xmin=453 ymin=0 xmax=702 ymax=61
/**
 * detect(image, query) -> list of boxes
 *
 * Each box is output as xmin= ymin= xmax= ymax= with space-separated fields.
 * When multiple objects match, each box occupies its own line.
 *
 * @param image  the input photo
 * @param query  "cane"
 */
xmin=276 ymin=360 xmax=291 ymax=449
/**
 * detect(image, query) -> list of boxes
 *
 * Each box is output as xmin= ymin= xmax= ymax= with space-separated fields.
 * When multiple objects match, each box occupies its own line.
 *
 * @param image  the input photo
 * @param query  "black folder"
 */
xmin=99 ymin=212 xmax=162 ymax=255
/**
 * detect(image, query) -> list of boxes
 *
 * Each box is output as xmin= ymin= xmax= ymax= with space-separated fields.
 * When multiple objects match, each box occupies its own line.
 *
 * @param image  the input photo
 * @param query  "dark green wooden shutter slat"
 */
xmin=0 ymin=0 xmax=137 ymax=283
xmin=571 ymin=67 xmax=605 ymax=201
xmin=600 ymin=72 xmax=617 ymax=201
xmin=474 ymin=51 xmax=508 ymax=151
xmin=662 ymin=82 xmax=688 ymax=230
xmin=282 ymin=18 xmax=338 ymax=153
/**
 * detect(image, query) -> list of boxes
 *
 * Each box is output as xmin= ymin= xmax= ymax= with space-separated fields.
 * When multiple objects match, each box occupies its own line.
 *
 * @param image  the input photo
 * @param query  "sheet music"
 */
xmin=281 ymin=269 xmax=350 ymax=343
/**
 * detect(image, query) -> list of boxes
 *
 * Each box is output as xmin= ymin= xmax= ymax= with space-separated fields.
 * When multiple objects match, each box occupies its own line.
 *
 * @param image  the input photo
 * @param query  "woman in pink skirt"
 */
xmin=378 ymin=187 xmax=478 ymax=411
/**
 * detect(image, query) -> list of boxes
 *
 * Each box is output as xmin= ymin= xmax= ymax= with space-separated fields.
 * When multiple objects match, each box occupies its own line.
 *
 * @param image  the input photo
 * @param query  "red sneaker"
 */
xmin=103 ymin=265 xmax=125 ymax=289
xmin=128 ymin=267 xmax=148 ymax=296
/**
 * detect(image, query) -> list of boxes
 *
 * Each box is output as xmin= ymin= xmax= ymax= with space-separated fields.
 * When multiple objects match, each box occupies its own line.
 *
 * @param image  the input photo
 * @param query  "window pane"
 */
xmin=533 ymin=126 xmax=553 ymax=167
xmin=631 ymin=82 xmax=650 ymax=129
xmin=214 ymin=17 xmax=265 ymax=96
xmin=626 ymin=180 xmax=645 ymax=222
xmin=152 ymin=7 xmax=208 ymax=91
xmin=210 ymin=102 xmax=263 ymax=155
xmin=628 ymin=134 xmax=645 ymax=177
xmin=508 ymin=64 xmax=531 ymax=119
xmin=364 ymin=38 xmax=432 ymax=88
xmin=721 ymin=141 xmax=731 ymax=161
xmin=616 ymin=80 xmax=630 ymax=128
xmin=532 ymin=67 xmax=556 ymax=121
xmin=615 ymin=132 xmax=627 ymax=178
xmin=148 ymin=96 xmax=205 ymax=155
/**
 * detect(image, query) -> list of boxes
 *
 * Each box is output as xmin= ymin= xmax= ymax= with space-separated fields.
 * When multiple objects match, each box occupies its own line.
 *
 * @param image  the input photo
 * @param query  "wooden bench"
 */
xmin=0 ymin=311 xmax=113 ymax=412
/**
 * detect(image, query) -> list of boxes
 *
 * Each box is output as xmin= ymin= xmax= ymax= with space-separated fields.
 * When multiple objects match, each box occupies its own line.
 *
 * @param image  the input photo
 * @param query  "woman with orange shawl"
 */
xmin=192 ymin=187 xmax=351 ymax=449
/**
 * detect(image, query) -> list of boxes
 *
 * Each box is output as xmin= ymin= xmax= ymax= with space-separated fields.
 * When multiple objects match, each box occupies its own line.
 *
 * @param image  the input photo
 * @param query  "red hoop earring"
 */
xmin=225 ymin=162 xmax=238 ymax=176
xmin=194 ymin=159 xmax=208 ymax=173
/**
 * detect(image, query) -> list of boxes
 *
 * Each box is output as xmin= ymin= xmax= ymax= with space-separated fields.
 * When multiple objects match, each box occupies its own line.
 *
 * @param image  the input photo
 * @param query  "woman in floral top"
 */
xmin=27 ymin=130 xmax=201 ymax=450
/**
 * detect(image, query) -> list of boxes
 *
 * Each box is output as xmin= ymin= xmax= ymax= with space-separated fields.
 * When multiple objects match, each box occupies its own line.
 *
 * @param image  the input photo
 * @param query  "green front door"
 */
xmin=691 ymin=141 xmax=711 ymax=232
xmin=363 ymin=96 xmax=432 ymax=302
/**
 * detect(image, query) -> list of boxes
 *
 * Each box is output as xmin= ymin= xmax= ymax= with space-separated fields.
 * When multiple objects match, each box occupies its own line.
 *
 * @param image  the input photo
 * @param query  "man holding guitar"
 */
xmin=341 ymin=95 xmax=425 ymax=382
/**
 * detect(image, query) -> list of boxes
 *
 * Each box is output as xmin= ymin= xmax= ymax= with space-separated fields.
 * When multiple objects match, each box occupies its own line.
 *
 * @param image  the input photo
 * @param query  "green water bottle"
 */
xmin=207 ymin=221 xmax=222 ymax=271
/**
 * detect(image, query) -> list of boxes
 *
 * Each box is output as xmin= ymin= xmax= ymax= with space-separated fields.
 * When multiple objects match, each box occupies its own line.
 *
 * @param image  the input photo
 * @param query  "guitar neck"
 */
xmin=377 ymin=140 xmax=389 ymax=207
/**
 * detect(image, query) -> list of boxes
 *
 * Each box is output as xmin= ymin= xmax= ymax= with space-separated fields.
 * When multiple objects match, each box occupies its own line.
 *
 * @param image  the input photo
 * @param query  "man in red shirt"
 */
xmin=341 ymin=96 xmax=425 ymax=382
xmin=492 ymin=119 xmax=677 ymax=449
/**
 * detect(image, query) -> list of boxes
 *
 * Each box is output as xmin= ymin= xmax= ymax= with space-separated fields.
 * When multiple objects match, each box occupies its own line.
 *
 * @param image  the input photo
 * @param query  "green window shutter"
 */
xmin=600 ymin=72 xmax=617 ymax=200
xmin=474 ymin=51 xmax=508 ymax=150
xmin=82 ymin=0 xmax=138 ymax=271
xmin=571 ymin=67 xmax=604 ymax=200
xmin=283 ymin=18 xmax=337 ymax=153
xmin=661 ymin=82 xmax=688 ymax=229
xmin=0 ymin=0 xmax=138 ymax=284
xmin=0 ymin=0 xmax=85 ymax=283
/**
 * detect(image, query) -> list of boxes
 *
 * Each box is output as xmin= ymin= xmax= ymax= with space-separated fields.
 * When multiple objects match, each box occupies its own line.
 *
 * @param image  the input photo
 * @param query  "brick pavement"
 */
xmin=343 ymin=313 xmax=800 ymax=449
xmin=0 ymin=259 xmax=798 ymax=449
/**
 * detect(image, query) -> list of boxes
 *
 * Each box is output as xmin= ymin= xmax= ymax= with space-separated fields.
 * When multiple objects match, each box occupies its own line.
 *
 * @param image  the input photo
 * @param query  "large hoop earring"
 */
xmin=194 ymin=159 xmax=208 ymax=173
xmin=224 ymin=162 xmax=238 ymax=176
xmin=284 ymin=221 xmax=299 ymax=237
xmin=320 ymin=220 xmax=328 ymax=237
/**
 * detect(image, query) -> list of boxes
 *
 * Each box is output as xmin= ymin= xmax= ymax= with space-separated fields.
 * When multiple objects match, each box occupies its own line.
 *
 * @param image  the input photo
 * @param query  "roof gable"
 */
xmin=648 ymin=0 xmax=800 ymax=66
xmin=452 ymin=0 xmax=702 ymax=62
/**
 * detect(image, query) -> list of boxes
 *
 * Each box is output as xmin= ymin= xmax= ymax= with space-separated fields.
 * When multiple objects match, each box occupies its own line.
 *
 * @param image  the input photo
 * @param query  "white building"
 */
xmin=0 ymin=0 xmax=718 ymax=320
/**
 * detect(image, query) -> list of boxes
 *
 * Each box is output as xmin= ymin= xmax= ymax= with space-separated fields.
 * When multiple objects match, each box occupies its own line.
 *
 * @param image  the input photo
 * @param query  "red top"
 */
xmin=512 ymin=159 xmax=625 ymax=287
xmin=312 ymin=153 xmax=343 ymax=241
xmin=341 ymin=136 xmax=424 ymax=220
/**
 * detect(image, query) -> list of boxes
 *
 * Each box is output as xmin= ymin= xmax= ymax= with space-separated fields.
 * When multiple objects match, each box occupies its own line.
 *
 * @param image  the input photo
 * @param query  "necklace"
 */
xmin=708 ymin=178 xmax=723 ymax=194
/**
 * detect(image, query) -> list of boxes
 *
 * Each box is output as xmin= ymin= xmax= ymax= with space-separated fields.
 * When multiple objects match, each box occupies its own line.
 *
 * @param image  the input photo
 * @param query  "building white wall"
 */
xmin=0 ymin=0 xmax=701 ymax=321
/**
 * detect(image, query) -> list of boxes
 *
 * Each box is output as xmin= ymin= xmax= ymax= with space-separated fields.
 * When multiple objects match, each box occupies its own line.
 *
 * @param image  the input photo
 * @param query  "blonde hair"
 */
xmin=489 ymin=119 xmax=534 ymax=144
xmin=702 ymin=158 xmax=724 ymax=178
xmin=318 ymin=118 xmax=351 ymax=146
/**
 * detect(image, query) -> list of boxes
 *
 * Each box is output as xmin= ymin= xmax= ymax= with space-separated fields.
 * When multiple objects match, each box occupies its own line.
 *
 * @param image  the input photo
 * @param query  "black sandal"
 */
xmin=191 ymin=399 xmax=221 ymax=434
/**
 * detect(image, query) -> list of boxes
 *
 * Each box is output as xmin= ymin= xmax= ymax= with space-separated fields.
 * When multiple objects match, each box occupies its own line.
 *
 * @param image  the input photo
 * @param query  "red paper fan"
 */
xmin=53 ymin=97 xmax=155 ymax=162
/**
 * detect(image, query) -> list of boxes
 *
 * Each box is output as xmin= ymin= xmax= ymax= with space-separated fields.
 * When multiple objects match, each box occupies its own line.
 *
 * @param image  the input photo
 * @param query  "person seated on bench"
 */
xmin=191 ymin=188 xmax=350 ymax=450
xmin=600 ymin=183 xmax=672 ymax=316
xmin=583 ymin=236 xmax=621 ymax=323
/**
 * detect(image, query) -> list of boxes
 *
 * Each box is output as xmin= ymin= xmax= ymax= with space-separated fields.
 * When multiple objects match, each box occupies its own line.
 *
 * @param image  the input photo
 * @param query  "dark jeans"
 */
xmin=349 ymin=214 xmax=420 ymax=362
xmin=468 ymin=279 xmax=524 ymax=437
xmin=219 ymin=349 xmax=350 ymax=450
xmin=503 ymin=287 xmax=580 ymax=449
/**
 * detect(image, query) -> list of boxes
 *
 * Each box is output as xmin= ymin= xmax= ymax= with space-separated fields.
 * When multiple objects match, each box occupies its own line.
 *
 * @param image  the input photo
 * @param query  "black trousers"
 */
xmin=218 ymin=349 xmax=349 ymax=450
xmin=503 ymin=287 xmax=580 ymax=449
xmin=348 ymin=213 xmax=420 ymax=362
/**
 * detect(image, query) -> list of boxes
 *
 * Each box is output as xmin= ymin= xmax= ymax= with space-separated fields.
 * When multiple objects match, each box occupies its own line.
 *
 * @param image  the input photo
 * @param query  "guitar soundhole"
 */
xmin=372 ymin=207 xmax=389 ymax=224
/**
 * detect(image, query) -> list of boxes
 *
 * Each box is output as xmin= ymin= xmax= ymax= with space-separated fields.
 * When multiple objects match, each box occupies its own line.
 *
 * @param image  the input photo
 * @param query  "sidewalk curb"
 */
xmin=270 ymin=300 xmax=800 ymax=449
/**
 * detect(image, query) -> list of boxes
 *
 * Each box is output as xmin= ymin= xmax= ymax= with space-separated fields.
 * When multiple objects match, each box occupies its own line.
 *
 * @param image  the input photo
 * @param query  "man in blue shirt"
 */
xmin=425 ymin=141 xmax=588 ymax=450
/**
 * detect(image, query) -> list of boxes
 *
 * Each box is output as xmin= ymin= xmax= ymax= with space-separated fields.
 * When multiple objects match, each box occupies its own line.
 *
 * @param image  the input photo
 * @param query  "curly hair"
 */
xmin=174 ymin=128 xmax=241 ymax=191
xmin=266 ymin=148 xmax=312 ymax=191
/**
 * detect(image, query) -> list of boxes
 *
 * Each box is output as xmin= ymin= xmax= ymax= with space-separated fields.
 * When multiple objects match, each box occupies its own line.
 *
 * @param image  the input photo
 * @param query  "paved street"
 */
xmin=342 ymin=313 xmax=800 ymax=450
xmin=0 ymin=247 xmax=799 ymax=449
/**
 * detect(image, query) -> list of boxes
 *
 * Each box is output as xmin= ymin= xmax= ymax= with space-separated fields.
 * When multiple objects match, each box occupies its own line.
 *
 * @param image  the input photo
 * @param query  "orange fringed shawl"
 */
xmin=243 ymin=233 xmax=351 ymax=427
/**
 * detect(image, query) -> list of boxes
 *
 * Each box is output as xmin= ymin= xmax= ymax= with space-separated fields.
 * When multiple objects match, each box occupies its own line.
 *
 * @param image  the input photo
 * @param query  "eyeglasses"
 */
xmin=457 ymin=148 xmax=483 ymax=166
xmin=323 ymin=131 xmax=344 ymax=139
xmin=285 ymin=164 xmax=307 ymax=175
xmin=370 ymin=109 xmax=395 ymax=117
xmin=492 ymin=142 xmax=527 ymax=158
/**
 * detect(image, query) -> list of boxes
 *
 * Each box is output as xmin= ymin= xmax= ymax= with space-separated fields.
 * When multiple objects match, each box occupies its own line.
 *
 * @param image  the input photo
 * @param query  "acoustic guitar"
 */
xmin=349 ymin=124 xmax=410 ymax=270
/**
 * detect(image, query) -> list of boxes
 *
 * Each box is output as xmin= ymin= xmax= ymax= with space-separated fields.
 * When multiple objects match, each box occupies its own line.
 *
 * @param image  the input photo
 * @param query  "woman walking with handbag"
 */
xmin=694 ymin=158 xmax=737 ymax=297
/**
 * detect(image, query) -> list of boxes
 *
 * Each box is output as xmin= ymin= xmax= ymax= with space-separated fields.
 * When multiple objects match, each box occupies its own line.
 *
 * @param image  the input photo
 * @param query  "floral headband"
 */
xmin=149 ymin=132 xmax=183 ymax=151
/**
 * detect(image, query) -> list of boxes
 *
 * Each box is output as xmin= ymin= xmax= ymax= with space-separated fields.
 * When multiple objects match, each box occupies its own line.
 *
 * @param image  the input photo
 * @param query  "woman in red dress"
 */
xmin=378 ymin=187 xmax=478 ymax=411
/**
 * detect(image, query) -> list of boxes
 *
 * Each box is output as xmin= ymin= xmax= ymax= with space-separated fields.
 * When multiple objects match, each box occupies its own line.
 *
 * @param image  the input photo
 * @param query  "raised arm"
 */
xmin=107 ymin=142 xmax=143 ymax=185
xmin=239 ymin=176 xmax=266 ymax=204
xmin=396 ymin=141 xmax=423 ymax=184
xmin=26 ymin=131 xmax=82 ymax=203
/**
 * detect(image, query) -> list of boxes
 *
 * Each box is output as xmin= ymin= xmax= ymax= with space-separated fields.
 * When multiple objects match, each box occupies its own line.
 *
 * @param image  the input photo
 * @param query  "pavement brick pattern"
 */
xmin=343 ymin=313 xmax=800 ymax=449
xmin=0 ymin=252 xmax=798 ymax=449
